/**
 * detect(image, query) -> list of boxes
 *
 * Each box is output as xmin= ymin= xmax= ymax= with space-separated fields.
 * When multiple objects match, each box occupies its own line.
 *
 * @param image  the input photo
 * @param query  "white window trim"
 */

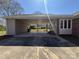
xmin=60 ymin=19 xmax=72 ymax=29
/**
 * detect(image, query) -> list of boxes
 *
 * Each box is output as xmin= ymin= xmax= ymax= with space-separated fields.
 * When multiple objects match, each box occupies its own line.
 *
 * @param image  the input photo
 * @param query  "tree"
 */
xmin=0 ymin=0 xmax=24 ymax=16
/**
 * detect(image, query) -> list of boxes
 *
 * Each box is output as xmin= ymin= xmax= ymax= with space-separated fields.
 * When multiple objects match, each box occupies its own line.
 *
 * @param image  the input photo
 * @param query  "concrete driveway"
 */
xmin=0 ymin=46 xmax=78 ymax=59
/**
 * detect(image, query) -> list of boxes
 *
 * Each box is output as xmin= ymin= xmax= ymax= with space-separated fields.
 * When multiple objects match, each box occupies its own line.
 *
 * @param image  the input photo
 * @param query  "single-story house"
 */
xmin=3 ymin=13 xmax=79 ymax=37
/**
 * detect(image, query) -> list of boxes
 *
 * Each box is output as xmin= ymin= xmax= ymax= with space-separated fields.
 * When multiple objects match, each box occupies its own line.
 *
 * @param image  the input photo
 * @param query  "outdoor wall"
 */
xmin=57 ymin=19 xmax=59 ymax=34
xmin=50 ymin=19 xmax=58 ymax=34
xmin=27 ymin=19 xmax=49 ymax=24
xmin=15 ymin=19 xmax=29 ymax=34
xmin=6 ymin=19 xmax=16 ymax=35
xmin=72 ymin=18 xmax=79 ymax=37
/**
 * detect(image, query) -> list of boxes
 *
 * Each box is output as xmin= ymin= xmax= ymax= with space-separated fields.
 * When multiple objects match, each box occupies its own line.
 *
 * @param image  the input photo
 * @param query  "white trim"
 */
xmin=59 ymin=19 xmax=72 ymax=34
xmin=67 ymin=19 xmax=68 ymax=29
xmin=63 ymin=19 xmax=64 ymax=29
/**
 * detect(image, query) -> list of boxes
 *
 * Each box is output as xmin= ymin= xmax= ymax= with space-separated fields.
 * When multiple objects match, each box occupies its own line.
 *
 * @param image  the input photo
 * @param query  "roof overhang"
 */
xmin=3 ymin=14 xmax=74 ymax=20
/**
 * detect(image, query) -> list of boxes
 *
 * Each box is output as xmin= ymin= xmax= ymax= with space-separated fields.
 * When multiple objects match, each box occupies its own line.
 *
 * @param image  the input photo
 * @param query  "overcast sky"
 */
xmin=17 ymin=0 xmax=79 ymax=15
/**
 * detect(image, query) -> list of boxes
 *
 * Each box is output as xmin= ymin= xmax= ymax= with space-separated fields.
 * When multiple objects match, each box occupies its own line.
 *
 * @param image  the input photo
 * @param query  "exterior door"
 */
xmin=59 ymin=19 xmax=72 ymax=34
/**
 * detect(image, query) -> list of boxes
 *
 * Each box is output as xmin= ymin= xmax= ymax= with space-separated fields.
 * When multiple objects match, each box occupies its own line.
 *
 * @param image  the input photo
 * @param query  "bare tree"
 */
xmin=0 ymin=0 xmax=24 ymax=16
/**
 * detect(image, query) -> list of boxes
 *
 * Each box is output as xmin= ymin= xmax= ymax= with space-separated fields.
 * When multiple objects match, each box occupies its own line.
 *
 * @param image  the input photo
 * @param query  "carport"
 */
xmin=15 ymin=19 xmax=50 ymax=34
xmin=5 ymin=14 xmax=58 ymax=35
xmin=4 ymin=14 xmax=73 ymax=35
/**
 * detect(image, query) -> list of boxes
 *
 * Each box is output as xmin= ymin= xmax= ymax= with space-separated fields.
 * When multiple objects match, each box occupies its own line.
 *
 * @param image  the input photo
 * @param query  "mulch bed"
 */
xmin=60 ymin=35 xmax=79 ymax=46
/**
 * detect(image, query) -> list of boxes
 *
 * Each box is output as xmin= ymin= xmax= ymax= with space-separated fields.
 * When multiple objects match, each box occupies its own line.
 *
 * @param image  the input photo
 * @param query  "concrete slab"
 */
xmin=0 ymin=46 xmax=78 ymax=59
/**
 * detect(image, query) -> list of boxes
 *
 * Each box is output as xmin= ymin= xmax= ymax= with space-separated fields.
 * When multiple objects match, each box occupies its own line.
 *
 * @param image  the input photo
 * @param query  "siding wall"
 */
xmin=15 ymin=19 xmax=29 ymax=34
xmin=6 ymin=19 xmax=16 ymax=35
xmin=72 ymin=18 xmax=79 ymax=37
xmin=50 ymin=19 xmax=58 ymax=34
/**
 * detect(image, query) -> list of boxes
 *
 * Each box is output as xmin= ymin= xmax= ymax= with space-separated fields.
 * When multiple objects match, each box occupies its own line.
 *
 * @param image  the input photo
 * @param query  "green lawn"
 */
xmin=0 ymin=31 xmax=6 ymax=36
xmin=31 ymin=29 xmax=50 ymax=32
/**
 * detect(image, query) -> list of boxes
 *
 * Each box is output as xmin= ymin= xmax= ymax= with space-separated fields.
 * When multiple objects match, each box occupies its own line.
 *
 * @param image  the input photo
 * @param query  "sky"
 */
xmin=15 ymin=0 xmax=79 ymax=14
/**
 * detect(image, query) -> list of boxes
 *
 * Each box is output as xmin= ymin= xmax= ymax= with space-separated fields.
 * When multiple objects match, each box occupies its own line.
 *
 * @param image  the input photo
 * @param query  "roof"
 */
xmin=3 ymin=14 xmax=74 ymax=19
xmin=73 ymin=11 xmax=79 ymax=16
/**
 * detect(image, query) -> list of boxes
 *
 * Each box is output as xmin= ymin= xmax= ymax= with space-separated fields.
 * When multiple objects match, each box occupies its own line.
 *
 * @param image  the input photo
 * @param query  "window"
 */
xmin=60 ymin=19 xmax=72 ymax=29
xmin=60 ymin=20 xmax=63 ymax=28
xmin=68 ymin=20 xmax=71 ymax=28
xmin=64 ymin=20 xmax=67 ymax=28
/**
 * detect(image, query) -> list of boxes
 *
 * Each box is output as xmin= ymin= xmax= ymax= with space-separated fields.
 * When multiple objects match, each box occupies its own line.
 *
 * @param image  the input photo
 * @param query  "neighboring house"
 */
xmin=3 ymin=13 xmax=79 ymax=37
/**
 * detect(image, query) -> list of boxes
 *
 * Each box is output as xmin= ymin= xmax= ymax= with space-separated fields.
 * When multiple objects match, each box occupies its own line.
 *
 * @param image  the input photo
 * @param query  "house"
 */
xmin=72 ymin=13 xmax=79 ymax=37
xmin=3 ymin=13 xmax=79 ymax=37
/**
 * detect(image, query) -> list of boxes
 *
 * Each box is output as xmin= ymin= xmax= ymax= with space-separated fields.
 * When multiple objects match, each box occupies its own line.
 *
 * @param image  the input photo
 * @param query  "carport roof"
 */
xmin=3 ymin=14 xmax=74 ymax=19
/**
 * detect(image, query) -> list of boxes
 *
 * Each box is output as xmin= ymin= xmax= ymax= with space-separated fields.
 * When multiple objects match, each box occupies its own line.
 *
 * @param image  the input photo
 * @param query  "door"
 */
xmin=59 ymin=19 xmax=72 ymax=34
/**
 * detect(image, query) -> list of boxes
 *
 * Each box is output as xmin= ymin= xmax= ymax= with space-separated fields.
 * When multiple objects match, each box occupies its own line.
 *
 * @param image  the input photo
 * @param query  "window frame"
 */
xmin=60 ymin=19 xmax=72 ymax=29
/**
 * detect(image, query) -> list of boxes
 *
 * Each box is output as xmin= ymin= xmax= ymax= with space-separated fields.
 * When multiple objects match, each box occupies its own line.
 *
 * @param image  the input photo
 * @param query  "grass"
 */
xmin=31 ymin=29 xmax=50 ymax=32
xmin=0 ymin=31 xmax=6 ymax=36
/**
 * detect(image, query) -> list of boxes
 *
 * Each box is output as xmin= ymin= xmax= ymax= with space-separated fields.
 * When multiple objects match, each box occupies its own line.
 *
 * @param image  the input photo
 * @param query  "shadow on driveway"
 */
xmin=60 ymin=35 xmax=79 ymax=46
xmin=0 ymin=35 xmax=78 ymax=47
